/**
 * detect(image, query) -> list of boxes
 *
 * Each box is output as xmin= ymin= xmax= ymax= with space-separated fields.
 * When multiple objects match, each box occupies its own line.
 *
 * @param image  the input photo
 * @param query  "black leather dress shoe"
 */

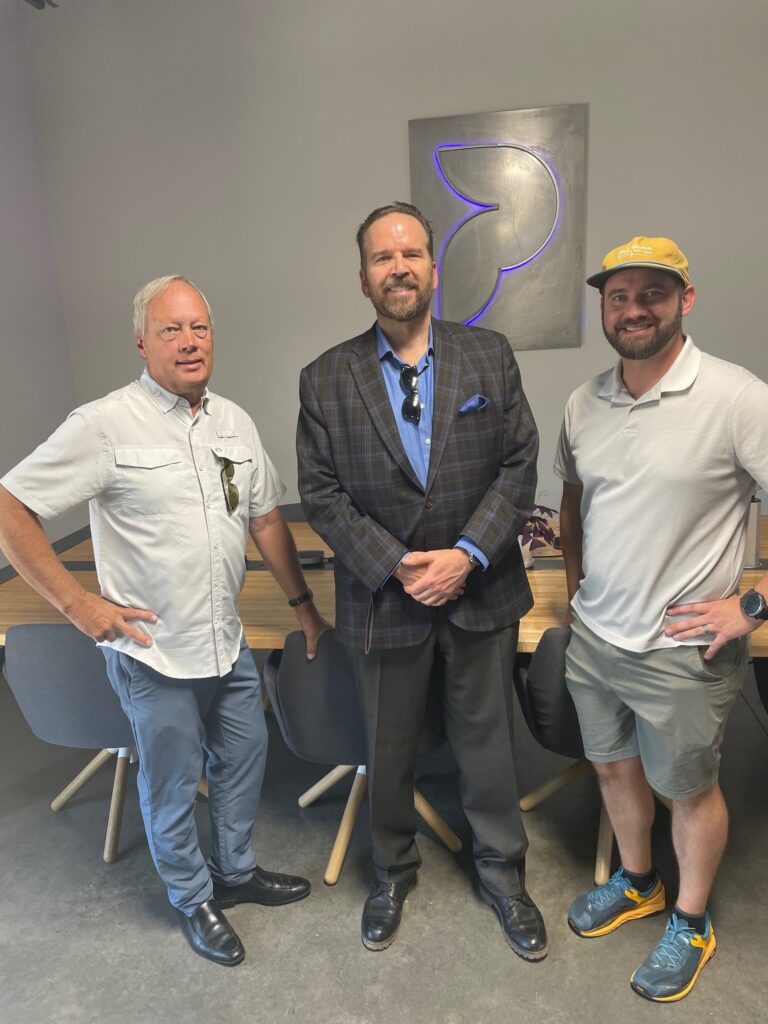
xmin=479 ymin=883 xmax=548 ymax=961
xmin=361 ymin=878 xmax=415 ymax=951
xmin=178 ymin=900 xmax=245 ymax=966
xmin=212 ymin=865 xmax=311 ymax=908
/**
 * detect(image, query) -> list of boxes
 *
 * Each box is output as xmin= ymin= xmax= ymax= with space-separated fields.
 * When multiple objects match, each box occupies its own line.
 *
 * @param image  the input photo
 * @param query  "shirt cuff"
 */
xmin=455 ymin=538 xmax=489 ymax=571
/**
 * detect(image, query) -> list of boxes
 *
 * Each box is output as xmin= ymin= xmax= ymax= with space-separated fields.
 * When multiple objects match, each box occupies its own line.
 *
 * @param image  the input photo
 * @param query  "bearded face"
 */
xmin=601 ymin=269 xmax=686 ymax=360
xmin=360 ymin=214 xmax=437 ymax=325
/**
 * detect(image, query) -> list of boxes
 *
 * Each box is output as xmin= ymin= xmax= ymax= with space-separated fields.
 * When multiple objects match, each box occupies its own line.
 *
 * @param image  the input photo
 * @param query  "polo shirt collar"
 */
xmin=598 ymin=335 xmax=701 ymax=405
xmin=139 ymin=368 xmax=211 ymax=414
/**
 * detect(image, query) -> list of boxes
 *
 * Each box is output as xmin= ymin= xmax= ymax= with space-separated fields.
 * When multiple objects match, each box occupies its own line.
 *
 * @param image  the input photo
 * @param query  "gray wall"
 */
xmin=0 ymin=0 xmax=82 ymax=569
xmin=7 ymin=0 xmax=768 ymax=524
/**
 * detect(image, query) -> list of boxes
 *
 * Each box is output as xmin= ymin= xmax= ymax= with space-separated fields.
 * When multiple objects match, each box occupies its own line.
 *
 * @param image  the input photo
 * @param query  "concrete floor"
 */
xmin=1 ymin=659 xmax=767 ymax=1024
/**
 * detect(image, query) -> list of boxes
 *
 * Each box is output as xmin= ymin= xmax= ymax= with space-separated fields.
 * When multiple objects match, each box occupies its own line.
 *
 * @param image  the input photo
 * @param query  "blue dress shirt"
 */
xmin=375 ymin=324 xmax=488 ymax=570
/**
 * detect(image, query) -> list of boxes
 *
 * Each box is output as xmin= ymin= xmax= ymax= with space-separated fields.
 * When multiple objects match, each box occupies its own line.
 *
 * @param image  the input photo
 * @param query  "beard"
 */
xmin=373 ymin=277 xmax=434 ymax=322
xmin=604 ymin=298 xmax=683 ymax=360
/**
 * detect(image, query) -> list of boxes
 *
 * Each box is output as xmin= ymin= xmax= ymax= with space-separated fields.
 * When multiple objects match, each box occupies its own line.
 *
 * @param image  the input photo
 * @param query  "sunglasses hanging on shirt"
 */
xmin=218 ymin=457 xmax=240 ymax=512
xmin=399 ymin=363 xmax=428 ymax=425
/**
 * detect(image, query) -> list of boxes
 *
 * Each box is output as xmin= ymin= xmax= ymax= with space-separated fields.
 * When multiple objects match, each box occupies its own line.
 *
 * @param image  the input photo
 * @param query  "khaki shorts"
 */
xmin=565 ymin=615 xmax=748 ymax=800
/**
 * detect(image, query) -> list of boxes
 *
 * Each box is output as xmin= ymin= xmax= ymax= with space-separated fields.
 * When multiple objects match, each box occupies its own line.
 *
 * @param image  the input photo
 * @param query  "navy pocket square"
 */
xmin=459 ymin=394 xmax=489 ymax=415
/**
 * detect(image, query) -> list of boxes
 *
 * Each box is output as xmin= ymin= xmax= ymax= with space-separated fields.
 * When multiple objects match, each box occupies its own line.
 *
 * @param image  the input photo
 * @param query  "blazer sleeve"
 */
xmin=297 ymin=366 xmax=408 ymax=591
xmin=459 ymin=340 xmax=539 ymax=565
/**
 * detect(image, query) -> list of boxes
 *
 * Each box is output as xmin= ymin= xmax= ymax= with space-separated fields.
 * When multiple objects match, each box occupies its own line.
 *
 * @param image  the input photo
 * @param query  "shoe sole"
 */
xmin=479 ymin=887 xmax=548 ymax=961
xmin=361 ymin=921 xmax=401 ymax=952
xmin=213 ymin=888 xmax=311 ymax=910
xmin=568 ymin=882 xmax=666 ymax=938
xmin=630 ymin=933 xmax=716 ymax=1002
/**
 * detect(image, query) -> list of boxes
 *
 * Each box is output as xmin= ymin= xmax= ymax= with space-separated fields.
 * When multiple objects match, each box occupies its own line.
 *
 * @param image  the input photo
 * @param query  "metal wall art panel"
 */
xmin=409 ymin=104 xmax=587 ymax=350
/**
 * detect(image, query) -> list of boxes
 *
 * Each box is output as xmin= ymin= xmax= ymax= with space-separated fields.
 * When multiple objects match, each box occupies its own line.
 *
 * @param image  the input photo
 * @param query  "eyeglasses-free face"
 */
xmin=219 ymin=457 xmax=240 ymax=512
xmin=137 ymin=280 xmax=214 ymax=409
xmin=399 ymin=364 xmax=422 ymax=424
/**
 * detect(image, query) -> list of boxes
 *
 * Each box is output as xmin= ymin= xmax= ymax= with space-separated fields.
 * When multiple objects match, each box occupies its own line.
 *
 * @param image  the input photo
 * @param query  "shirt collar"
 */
xmin=598 ymin=335 xmax=701 ymax=404
xmin=139 ymin=368 xmax=211 ymax=415
xmin=376 ymin=322 xmax=434 ymax=365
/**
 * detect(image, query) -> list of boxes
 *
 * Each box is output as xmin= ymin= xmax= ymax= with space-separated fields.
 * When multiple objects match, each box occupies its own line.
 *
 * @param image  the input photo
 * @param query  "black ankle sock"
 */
xmin=673 ymin=905 xmax=708 ymax=934
xmin=620 ymin=866 xmax=659 ymax=892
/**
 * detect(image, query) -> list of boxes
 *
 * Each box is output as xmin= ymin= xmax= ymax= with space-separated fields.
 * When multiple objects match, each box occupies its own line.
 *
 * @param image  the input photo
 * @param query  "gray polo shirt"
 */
xmin=555 ymin=337 xmax=768 ymax=651
xmin=1 ymin=370 xmax=284 ymax=678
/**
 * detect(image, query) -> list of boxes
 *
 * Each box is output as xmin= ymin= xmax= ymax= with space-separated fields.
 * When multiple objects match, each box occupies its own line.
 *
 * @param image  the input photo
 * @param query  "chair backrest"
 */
xmin=263 ymin=629 xmax=445 ymax=766
xmin=263 ymin=629 xmax=367 ymax=765
xmin=513 ymin=626 xmax=584 ymax=760
xmin=3 ymin=623 xmax=134 ymax=750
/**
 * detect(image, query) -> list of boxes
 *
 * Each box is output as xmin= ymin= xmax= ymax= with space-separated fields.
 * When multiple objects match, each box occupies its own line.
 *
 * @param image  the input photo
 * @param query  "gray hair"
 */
xmin=132 ymin=274 xmax=214 ymax=337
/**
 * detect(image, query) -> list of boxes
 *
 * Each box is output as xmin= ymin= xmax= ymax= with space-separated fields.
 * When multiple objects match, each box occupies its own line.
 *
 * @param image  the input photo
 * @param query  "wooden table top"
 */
xmin=2 ymin=523 xmax=767 ymax=654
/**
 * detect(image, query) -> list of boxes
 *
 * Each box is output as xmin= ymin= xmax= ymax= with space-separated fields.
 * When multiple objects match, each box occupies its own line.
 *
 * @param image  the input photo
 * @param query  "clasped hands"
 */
xmin=394 ymin=548 xmax=474 ymax=607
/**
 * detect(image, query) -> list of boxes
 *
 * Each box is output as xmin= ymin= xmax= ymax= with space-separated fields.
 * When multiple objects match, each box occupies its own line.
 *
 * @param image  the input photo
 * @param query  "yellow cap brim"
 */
xmin=587 ymin=261 xmax=689 ymax=289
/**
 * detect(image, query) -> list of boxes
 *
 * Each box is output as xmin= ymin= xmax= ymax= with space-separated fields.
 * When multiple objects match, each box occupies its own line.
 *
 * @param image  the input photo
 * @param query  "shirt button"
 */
xmin=425 ymin=499 xmax=434 ymax=510
xmin=426 ymin=438 xmax=431 ymax=445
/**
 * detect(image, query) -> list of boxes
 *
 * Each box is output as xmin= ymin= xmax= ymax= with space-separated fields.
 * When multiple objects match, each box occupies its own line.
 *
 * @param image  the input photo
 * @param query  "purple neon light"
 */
xmin=433 ymin=142 xmax=562 ymax=324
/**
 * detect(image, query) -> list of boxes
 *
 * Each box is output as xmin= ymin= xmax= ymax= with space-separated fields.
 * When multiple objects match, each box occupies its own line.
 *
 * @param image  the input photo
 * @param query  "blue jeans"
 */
xmin=102 ymin=637 xmax=268 ymax=913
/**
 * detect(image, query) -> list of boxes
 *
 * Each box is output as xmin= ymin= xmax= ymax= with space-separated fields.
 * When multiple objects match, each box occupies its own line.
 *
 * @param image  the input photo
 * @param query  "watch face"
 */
xmin=742 ymin=590 xmax=768 ymax=618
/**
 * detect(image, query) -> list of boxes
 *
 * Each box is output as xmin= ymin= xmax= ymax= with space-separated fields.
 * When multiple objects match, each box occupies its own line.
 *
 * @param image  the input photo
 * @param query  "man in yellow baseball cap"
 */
xmin=555 ymin=235 xmax=768 ymax=1001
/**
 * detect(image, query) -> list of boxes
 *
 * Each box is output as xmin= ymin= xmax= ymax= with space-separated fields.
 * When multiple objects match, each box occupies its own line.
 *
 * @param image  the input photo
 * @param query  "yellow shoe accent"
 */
xmin=578 ymin=879 xmax=666 ymax=938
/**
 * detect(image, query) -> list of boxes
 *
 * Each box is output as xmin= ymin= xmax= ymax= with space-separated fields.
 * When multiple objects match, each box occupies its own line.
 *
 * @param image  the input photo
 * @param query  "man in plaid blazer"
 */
xmin=297 ymin=202 xmax=546 ymax=958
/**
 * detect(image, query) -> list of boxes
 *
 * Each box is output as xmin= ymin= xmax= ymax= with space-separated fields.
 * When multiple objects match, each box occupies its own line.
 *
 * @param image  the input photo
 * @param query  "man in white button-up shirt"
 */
xmin=0 ymin=275 xmax=328 ymax=967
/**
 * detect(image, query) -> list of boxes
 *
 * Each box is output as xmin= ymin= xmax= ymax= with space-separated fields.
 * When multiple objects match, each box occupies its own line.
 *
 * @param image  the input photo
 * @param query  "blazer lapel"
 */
xmin=426 ymin=320 xmax=461 ymax=493
xmin=349 ymin=326 xmax=424 ymax=491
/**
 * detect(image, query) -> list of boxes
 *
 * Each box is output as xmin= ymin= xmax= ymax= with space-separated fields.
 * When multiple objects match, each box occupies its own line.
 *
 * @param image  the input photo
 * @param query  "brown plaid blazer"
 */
xmin=297 ymin=318 xmax=538 ymax=650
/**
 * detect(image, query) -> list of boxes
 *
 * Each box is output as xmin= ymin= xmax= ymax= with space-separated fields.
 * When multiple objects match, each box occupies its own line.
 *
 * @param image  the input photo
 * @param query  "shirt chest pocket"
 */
xmin=210 ymin=443 xmax=253 ymax=517
xmin=113 ymin=446 xmax=190 ymax=517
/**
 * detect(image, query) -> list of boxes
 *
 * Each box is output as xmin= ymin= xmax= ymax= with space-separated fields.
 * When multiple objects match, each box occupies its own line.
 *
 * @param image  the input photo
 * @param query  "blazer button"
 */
xmin=425 ymin=499 xmax=434 ymax=510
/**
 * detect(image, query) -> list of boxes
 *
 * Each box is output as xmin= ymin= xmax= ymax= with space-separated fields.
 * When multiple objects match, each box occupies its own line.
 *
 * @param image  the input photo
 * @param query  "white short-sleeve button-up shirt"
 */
xmin=1 ymin=370 xmax=285 ymax=678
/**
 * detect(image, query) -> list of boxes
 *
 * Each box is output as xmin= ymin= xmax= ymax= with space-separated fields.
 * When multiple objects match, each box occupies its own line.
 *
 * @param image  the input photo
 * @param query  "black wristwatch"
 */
xmin=740 ymin=588 xmax=768 ymax=620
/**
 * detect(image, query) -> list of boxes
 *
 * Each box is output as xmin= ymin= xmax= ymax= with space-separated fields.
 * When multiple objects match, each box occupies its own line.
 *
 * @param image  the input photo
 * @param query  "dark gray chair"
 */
xmin=263 ymin=628 xmax=462 ymax=884
xmin=752 ymin=657 xmax=768 ymax=716
xmin=513 ymin=626 xmax=614 ymax=884
xmin=3 ymin=623 xmax=135 ymax=863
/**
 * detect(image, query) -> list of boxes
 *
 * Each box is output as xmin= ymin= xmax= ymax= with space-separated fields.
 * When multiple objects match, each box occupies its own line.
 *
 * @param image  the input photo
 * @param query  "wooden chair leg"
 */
xmin=324 ymin=767 xmax=368 ymax=886
xmin=299 ymin=764 xmax=356 ymax=808
xmin=594 ymin=798 xmax=614 ymax=885
xmin=519 ymin=759 xmax=591 ymax=812
xmin=103 ymin=748 xmax=131 ymax=863
xmin=414 ymin=788 xmax=462 ymax=853
xmin=51 ymin=749 xmax=115 ymax=811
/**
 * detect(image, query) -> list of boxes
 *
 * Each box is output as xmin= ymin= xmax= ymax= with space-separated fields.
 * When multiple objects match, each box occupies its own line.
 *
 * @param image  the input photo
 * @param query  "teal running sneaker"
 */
xmin=630 ymin=912 xmax=716 ymax=1002
xmin=568 ymin=868 xmax=666 ymax=938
